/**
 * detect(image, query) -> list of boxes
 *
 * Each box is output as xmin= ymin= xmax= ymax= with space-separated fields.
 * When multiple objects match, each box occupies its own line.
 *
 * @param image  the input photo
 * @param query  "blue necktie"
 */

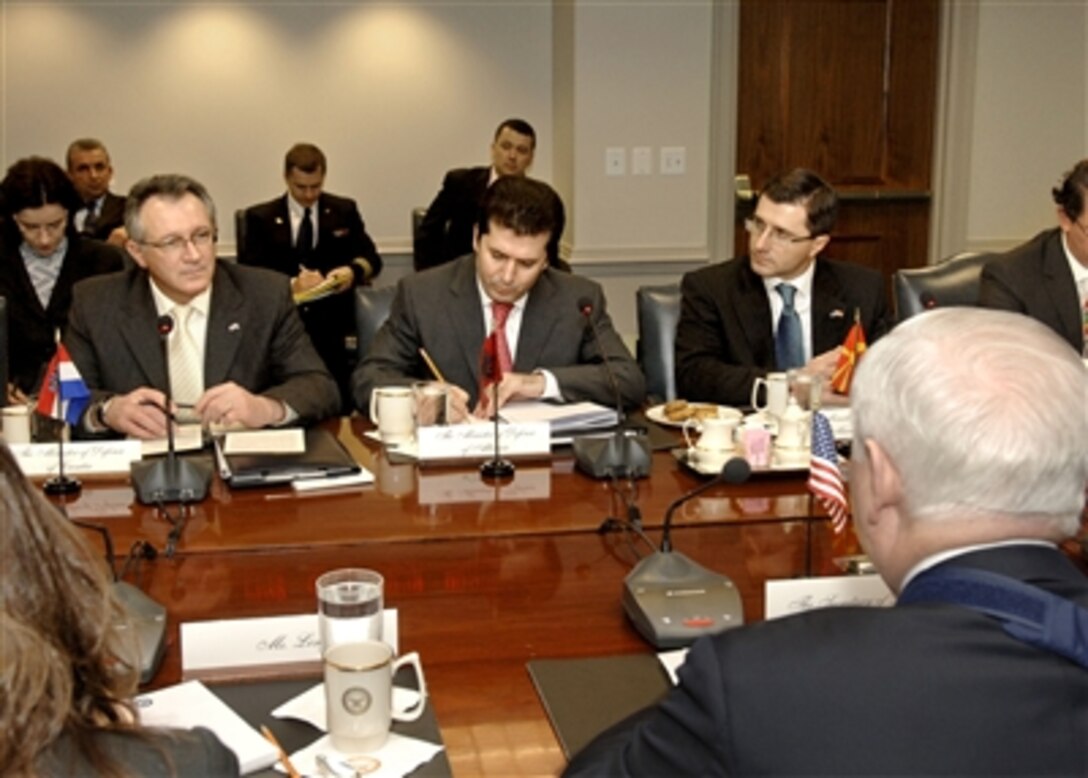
xmin=775 ymin=283 xmax=804 ymax=369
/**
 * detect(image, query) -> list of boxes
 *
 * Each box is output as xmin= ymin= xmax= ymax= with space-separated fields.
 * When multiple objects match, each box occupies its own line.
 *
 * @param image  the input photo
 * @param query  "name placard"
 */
xmin=180 ymin=610 xmax=398 ymax=679
xmin=416 ymin=421 xmax=550 ymax=461
xmin=10 ymin=440 xmax=142 ymax=477
xmin=764 ymin=574 xmax=893 ymax=620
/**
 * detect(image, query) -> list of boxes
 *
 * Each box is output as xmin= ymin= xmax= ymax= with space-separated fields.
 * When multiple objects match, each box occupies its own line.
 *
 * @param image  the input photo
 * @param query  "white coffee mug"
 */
xmin=684 ymin=416 xmax=740 ymax=472
xmin=324 ymin=641 xmax=428 ymax=753
xmin=751 ymin=372 xmax=789 ymax=418
xmin=2 ymin=405 xmax=32 ymax=444
xmin=369 ymin=387 xmax=415 ymax=445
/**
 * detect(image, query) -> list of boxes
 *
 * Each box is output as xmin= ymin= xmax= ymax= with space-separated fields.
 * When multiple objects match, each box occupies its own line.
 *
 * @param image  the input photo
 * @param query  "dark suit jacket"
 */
xmin=38 ymin=726 xmax=237 ymax=776
xmin=565 ymin=545 xmax=1088 ymax=777
xmin=65 ymin=262 xmax=340 ymax=427
xmin=979 ymin=228 xmax=1084 ymax=353
xmin=353 ymin=255 xmax=644 ymax=410
xmin=416 ymin=166 xmax=568 ymax=271
xmin=239 ymin=192 xmax=382 ymax=402
xmin=0 ymin=233 xmax=124 ymax=392
xmin=81 ymin=191 xmax=127 ymax=241
xmin=676 ymin=256 xmax=891 ymax=406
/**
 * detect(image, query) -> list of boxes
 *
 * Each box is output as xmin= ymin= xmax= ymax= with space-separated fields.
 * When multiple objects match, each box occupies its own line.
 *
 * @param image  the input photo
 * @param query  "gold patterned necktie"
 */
xmin=169 ymin=305 xmax=203 ymax=405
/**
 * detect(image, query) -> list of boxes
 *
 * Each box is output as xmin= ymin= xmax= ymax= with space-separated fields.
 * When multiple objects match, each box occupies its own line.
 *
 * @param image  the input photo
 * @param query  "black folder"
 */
xmin=217 ymin=427 xmax=360 ymax=488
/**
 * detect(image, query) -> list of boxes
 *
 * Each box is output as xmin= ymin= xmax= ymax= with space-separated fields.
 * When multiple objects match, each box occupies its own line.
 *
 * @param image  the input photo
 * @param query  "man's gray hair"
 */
xmin=851 ymin=308 xmax=1087 ymax=535
xmin=124 ymin=174 xmax=217 ymax=242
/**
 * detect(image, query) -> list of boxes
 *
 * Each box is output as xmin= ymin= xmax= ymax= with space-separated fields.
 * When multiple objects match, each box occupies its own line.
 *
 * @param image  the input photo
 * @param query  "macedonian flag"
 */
xmin=829 ymin=309 xmax=866 ymax=395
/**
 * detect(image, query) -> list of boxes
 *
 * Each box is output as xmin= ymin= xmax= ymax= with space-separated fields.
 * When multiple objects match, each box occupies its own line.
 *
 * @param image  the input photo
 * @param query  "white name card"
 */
xmin=416 ymin=421 xmax=550 ymax=461
xmin=765 ymin=574 xmax=894 ymax=620
xmin=181 ymin=610 xmax=399 ymax=677
xmin=10 ymin=440 xmax=142 ymax=477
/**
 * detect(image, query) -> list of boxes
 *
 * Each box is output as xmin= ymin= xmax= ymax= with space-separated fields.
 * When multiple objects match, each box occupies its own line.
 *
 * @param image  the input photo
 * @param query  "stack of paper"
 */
xmin=500 ymin=401 xmax=618 ymax=434
xmin=135 ymin=680 xmax=277 ymax=774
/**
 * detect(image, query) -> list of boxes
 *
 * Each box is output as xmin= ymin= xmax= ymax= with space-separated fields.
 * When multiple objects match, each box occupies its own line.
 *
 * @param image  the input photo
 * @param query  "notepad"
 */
xmin=499 ymin=400 xmax=618 ymax=434
xmin=135 ymin=679 xmax=278 ymax=774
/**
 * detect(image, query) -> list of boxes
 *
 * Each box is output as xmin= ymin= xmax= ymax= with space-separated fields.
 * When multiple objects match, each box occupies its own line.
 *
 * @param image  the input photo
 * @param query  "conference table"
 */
xmin=48 ymin=415 xmax=1075 ymax=777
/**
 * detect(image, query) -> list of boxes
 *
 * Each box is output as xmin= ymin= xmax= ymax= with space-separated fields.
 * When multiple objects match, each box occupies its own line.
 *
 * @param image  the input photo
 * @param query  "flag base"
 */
xmin=43 ymin=475 xmax=82 ymax=495
xmin=480 ymin=458 xmax=515 ymax=480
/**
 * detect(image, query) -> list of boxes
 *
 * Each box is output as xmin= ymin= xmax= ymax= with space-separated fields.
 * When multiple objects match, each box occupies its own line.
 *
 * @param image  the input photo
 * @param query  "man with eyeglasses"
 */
xmin=980 ymin=159 xmax=1088 ymax=357
xmin=65 ymin=174 xmax=340 ymax=439
xmin=676 ymin=168 xmax=890 ymax=406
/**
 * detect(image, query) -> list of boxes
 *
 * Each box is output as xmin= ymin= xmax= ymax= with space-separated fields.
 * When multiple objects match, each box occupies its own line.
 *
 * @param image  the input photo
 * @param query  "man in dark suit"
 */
xmin=416 ymin=118 xmax=567 ymax=272
xmin=239 ymin=143 xmax=382 ymax=412
xmin=355 ymin=176 xmax=642 ymax=419
xmin=0 ymin=156 xmax=125 ymax=400
xmin=66 ymin=174 xmax=339 ymax=439
xmin=65 ymin=138 xmax=127 ymax=245
xmin=980 ymin=158 xmax=1088 ymax=356
xmin=676 ymin=168 xmax=890 ymax=407
xmin=566 ymin=307 xmax=1088 ymax=777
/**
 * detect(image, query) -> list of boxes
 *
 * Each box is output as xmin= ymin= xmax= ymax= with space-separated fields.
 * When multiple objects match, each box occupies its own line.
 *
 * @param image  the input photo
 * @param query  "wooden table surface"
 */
xmin=47 ymin=417 xmax=866 ymax=777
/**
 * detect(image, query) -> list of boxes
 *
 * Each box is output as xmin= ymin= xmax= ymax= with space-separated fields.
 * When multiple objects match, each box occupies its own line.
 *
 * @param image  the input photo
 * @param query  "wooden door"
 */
xmin=735 ymin=0 xmax=940 ymax=279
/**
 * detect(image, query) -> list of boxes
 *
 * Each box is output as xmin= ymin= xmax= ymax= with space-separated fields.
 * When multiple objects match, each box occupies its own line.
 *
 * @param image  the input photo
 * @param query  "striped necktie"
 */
xmin=169 ymin=305 xmax=203 ymax=405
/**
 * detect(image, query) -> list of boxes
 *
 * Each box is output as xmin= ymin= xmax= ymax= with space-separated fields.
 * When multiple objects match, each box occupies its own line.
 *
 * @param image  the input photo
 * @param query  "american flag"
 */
xmin=808 ymin=410 xmax=849 ymax=532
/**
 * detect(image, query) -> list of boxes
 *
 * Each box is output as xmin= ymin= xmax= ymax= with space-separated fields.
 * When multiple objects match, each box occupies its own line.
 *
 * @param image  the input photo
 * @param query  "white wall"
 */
xmin=963 ymin=0 xmax=1088 ymax=250
xmin=0 ymin=1 xmax=553 ymax=253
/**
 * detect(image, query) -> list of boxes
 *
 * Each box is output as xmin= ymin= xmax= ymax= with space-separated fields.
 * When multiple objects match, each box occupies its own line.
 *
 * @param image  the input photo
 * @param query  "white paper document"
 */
xmin=764 ymin=574 xmax=893 ymax=620
xmin=223 ymin=428 xmax=305 ymax=455
xmin=139 ymin=424 xmax=204 ymax=456
xmin=134 ymin=680 xmax=277 ymax=774
xmin=499 ymin=400 xmax=618 ymax=433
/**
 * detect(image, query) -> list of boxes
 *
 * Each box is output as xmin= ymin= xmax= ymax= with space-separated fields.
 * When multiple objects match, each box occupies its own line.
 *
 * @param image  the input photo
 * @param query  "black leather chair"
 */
xmin=893 ymin=252 xmax=995 ymax=322
xmin=354 ymin=285 xmax=396 ymax=362
xmin=233 ymin=208 xmax=247 ymax=263
xmin=636 ymin=284 xmax=682 ymax=404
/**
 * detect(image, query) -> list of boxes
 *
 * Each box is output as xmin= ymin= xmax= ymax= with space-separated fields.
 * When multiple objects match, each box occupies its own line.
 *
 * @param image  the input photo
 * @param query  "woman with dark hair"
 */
xmin=0 ymin=442 xmax=238 ymax=776
xmin=0 ymin=156 xmax=125 ymax=402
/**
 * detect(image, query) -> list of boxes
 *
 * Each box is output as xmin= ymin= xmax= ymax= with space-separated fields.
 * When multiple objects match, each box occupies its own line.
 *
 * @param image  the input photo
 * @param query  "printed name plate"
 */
xmin=764 ymin=574 xmax=893 ymax=620
xmin=10 ymin=440 xmax=142 ymax=477
xmin=416 ymin=421 xmax=550 ymax=461
xmin=180 ymin=610 xmax=399 ymax=679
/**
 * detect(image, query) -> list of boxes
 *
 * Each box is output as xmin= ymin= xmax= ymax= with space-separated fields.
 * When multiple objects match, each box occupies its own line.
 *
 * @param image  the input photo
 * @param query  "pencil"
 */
xmin=418 ymin=347 xmax=447 ymax=383
xmin=260 ymin=724 xmax=301 ymax=778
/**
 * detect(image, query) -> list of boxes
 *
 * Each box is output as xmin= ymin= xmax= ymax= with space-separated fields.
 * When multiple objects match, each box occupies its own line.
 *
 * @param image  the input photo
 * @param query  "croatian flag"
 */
xmin=808 ymin=410 xmax=849 ymax=533
xmin=36 ymin=344 xmax=91 ymax=427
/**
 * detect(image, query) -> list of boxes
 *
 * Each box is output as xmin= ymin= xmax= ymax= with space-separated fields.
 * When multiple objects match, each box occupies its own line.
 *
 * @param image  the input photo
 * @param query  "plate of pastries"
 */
xmin=645 ymin=399 xmax=741 ymax=429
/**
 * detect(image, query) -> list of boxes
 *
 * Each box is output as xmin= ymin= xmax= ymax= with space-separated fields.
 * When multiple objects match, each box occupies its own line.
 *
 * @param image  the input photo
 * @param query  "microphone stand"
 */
xmin=572 ymin=298 xmax=651 ymax=479
xmin=131 ymin=314 xmax=211 ymax=506
xmin=622 ymin=458 xmax=751 ymax=648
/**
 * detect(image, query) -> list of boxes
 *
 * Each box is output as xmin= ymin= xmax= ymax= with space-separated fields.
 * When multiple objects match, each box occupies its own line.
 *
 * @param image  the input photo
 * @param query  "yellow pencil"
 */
xmin=260 ymin=725 xmax=301 ymax=778
xmin=418 ymin=347 xmax=447 ymax=383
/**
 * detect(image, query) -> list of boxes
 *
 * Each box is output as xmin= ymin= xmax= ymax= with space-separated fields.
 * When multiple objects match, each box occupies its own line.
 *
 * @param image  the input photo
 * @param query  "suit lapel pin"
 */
xmin=274 ymin=217 xmax=284 ymax=225
xmin=829 ymin=309 xmax=845 ymax=319
xmin=228 ymin=322 xmax=241 ymax=332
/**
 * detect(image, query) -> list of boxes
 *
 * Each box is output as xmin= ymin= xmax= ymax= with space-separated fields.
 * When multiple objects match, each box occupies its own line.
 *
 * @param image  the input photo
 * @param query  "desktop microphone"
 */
xmin=571 ymin=297 xmax=651 ymax=479
xmin=622 ymin=457 xmax=751 ymax=648
xmin=130 ymin=314 xmax=212 ymax=505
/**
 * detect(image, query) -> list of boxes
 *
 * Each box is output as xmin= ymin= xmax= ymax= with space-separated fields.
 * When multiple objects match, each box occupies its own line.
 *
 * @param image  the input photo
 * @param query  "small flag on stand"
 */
xmin=808 ymin=410 xmax=849 ymax=533
xmin=478 ymin=329 xmax=503 ymax=413
xmin=830 ymin=309 xmax=866 ymax=395
xmin=36 ymin=344 xmax=91 ymax=426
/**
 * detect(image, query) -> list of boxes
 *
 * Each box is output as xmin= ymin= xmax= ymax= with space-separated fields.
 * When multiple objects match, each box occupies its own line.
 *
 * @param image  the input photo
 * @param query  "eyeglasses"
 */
xmin=138 ymin=227 xmax=215 ymax=256
xmin=744 ymin=217 xmax=814 ymax=246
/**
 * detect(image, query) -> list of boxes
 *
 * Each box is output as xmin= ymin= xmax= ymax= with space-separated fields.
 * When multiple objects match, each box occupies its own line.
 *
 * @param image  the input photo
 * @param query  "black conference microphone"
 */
xmin=571 ymin=297 xmax=652 ymax=479
xmin=623 ymin=457 xmax=751 ymax=648
xmin=130 ymin=314 xmax=212 ymax=505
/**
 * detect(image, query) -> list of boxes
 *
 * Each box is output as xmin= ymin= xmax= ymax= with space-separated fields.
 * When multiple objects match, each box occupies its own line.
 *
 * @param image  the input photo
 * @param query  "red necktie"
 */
xmin=491 ymin=301 xmax=514 ymax=375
